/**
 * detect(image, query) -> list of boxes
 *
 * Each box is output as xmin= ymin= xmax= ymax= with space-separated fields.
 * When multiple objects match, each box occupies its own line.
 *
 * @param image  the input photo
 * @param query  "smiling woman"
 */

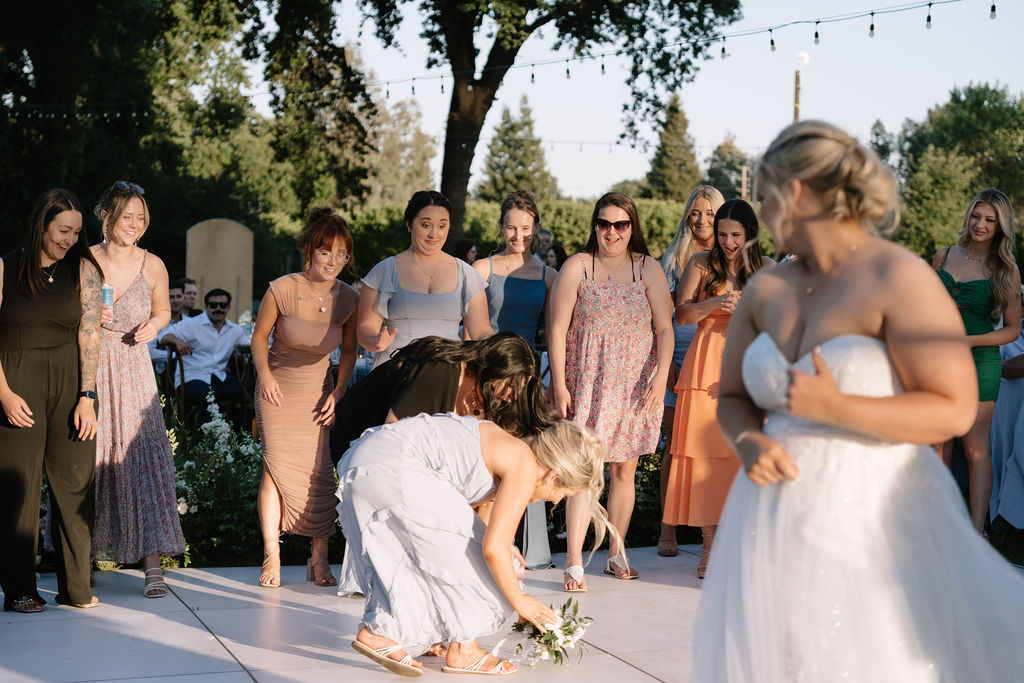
xmin=357 ymin=190 xmax=493 ymax=370
xmin=0 ymin=189 xmax=105 ymax=613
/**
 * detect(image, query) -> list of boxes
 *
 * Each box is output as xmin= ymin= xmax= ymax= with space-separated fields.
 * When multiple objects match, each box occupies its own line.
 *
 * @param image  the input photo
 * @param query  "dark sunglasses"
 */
xmin=113 ymin=180 xmax=146 ymax=195
xmin=595 ymin=219 xmax=631 ymax=232
xmin=206 ymin=301 xmax=230 ymax=310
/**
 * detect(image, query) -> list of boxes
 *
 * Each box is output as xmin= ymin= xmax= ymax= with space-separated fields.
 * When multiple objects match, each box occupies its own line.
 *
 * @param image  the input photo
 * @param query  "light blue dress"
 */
xmin=990 ymin=319 xmax=1024 ymax=528
xmin=664 ymin=262 xmax=697 ymax=407
xmin=362 ymin=257 xmax=487 ymax=369
xmin=484 ymin=259 xmax=547 ymax=349
xmin=336 ymin=413 xmax=512 ymax=655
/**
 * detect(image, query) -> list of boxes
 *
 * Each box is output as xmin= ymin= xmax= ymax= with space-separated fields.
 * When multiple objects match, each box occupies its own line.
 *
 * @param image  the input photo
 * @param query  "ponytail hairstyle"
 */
xmin=297 ymin=206 xmax=358 ymax=278
xmin=661 ymin=186 xmax=725 ymax=287
xmin=755 ymin=120 xmax=900 ymax=244
xmin=527 ymin=420 xmax=621 ymax=565
xmin=18 ymin=188 xmax=104 ymax=298
xmin=703 ymin=199 xmax=766 ymax=298
xmin=956 ymin=188 xmax=1018 ymax=321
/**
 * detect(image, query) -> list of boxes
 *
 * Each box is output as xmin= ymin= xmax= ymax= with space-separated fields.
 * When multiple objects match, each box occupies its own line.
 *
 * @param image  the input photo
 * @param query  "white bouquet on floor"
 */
xmin=512 ymin=597 xmax=593 ymax=665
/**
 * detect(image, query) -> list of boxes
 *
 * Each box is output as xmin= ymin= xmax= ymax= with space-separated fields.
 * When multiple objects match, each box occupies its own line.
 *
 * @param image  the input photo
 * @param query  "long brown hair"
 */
xmin=18 ymin=189 xmax=104 ymax=298
xmin=703 ymin=199 xmax=766 ymax=298
xmin=583 ymin=192 xmax=650 ymax=256
xmin=956 ymin=189 xmax=1018 ymax=321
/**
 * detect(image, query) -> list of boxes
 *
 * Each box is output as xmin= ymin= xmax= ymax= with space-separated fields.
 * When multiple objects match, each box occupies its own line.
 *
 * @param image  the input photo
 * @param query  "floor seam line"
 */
xmin=168 ymin=581 xmax=257 ymax=681
xmin=578 ymin=639 xmax=668 ymax=681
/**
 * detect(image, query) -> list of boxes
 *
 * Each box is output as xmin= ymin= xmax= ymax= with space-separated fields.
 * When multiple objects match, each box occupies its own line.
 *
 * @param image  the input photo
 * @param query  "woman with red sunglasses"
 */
xmin=547 ymin=192 xmax=674 ymax=590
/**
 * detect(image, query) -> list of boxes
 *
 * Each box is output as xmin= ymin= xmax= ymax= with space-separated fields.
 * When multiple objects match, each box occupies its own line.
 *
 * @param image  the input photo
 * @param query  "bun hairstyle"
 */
xmin=297 ymin=206 xmax=357 ymax=277
xmin=527 ymin=420 xmax=621 ymax=564
xmin=957 ymin=188 xmax=1018 ymax=321
xmin=757 ymin=120 xmax=900 ymax=235
xmin=404 ymin=190 xmax=452 ymax=226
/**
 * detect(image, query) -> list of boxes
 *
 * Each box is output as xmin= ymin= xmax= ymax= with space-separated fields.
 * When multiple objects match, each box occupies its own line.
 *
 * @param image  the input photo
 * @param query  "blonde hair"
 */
xmin=527 ymin=420 xmax=621 ymax=563
xmin=756 ymin=120 xmax=899 ymax=236
xmin=956 ymin=189 xmax=1018 ymax=321
xmin=661 ymin=186 xmax=725 ymax=286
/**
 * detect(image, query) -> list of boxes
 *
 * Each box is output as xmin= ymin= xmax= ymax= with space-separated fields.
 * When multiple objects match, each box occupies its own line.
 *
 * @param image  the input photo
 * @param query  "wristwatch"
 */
xmin=78 ymin=390 xmax=98 ymax=400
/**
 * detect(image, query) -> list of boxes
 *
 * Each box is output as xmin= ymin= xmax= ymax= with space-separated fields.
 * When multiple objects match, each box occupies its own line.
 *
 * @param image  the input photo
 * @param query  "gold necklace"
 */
xmin=410 ymin=252 xmax=443 ymax=280
xmin=962 ymin=245 xmax=983 ymax=264
xmin=41 ymin=261 xmax=58 ymax=283
xmin=304 ymin=274 xmax=332 ymax=313
xmin=803 ymin=240 xmax=863 ymax=296
xmin=597 ymin=254 xmax=630 ymax=281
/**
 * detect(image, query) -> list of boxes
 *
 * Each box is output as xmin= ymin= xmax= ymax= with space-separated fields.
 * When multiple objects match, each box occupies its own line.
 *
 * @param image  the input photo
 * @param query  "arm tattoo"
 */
xmin=78 ymin=263 xmax=102 ymax=393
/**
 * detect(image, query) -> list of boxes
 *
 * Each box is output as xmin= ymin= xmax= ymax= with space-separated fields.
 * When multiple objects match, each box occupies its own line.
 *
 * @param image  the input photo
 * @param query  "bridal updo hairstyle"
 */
xmin=756 ymin=120 xmax=900 ymax=236
xmin=297 ymin=206 xmax=357 ymax=277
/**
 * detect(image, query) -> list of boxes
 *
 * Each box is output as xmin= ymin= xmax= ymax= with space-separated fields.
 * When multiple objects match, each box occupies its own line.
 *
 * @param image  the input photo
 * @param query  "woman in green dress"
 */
xmin=932 ymin=188 xmax=1021 ymax=534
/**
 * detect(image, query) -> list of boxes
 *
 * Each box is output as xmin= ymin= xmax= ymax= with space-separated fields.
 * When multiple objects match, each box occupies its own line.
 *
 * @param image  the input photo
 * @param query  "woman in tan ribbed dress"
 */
xmin=252 ymin=207 xmax=359 ymax=588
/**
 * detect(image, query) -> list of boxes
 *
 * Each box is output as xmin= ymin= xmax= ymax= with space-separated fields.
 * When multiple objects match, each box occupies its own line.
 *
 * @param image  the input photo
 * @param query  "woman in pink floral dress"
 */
xmin=548 ymin=192 xmax=674 ymax=590
xmin=90 ymin=182 xmax=185 ymax=597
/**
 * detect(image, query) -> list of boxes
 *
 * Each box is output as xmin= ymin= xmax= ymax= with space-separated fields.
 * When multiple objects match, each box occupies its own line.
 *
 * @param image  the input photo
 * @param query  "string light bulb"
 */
xmin=990 ymin=3 xmax=996 ymax=19
xmin=926 ymin=3 xmax=932 ymax=28
xmin=869 ymin=12 xmax=875 ymax=37
xmin=770 ymin=28 xmax=776 ymax=52
xmin=385 ymin=83 xmax=390 ymax=100
xmin=600 ymin=55 xmax=606 ymax=74
xmin=530 ymin=65 xmax=535 ymax=84
xmin=565 ymin=59 xmax=571 ymax=79
xmin=411 ymin=78 xmax=416 ymax=96
xmin=721 ymin=37 xmax=727 ymax=58
xmin=814 ymin=21 xmax=820 ymax=45
xmin=440 ymin=80 xmax=444 ymax=94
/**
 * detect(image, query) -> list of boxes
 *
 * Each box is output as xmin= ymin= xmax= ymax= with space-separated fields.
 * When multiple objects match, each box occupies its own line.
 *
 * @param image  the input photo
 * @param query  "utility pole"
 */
xmin=794 ymin=52 xmax=810 ymax=122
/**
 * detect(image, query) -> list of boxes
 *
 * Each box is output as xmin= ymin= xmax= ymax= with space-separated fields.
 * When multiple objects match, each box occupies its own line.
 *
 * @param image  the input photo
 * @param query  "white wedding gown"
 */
xmin=693 ymin=333 xmax=1024 ymax=682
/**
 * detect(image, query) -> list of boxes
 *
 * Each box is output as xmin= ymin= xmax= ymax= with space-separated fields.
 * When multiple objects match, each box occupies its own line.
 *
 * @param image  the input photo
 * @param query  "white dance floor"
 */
xmin=0 ymin=545 xmax=704 ymax=682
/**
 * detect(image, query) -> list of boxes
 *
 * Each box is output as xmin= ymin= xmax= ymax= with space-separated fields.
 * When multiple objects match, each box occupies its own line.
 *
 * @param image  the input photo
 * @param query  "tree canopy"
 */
xmin=704 ymin=133 xmax=751 ymax=201
xmin=646 ymin=94 xmax=701 ymax=202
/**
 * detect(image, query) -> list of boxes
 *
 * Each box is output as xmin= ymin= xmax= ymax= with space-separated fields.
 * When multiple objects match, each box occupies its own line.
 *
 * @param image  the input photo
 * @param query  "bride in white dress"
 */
xmin=694 ymin=120 xmax=1024 ymax=682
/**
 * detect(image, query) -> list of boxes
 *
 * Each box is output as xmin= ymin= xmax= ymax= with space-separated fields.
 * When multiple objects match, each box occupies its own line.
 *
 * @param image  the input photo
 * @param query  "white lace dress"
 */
xmin=336 ymin=413 xmax=511 ymax=655
xmin=693 ymin=333 xmax=1024 ymax=682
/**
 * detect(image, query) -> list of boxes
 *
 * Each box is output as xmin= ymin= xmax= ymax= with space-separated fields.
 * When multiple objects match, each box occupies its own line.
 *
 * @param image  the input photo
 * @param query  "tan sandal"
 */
xmin=259 ymin=547 xmax=281 ymax=588
xmin=307 ymin=537 xmax=336 ymax=586
xmin=442 ymin=653 xmax=517 ymax=675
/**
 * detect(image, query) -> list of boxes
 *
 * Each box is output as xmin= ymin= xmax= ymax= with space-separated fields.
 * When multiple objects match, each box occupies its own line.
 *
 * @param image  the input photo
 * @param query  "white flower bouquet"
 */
xmin=512 ymin=597 xmax=593 ymax=666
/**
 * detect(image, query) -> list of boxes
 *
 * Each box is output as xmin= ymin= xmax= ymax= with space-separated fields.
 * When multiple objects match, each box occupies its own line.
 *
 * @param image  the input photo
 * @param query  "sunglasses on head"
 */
xmin=207 ymin=301 xmax=229 ymax=310
xmin=595 ymin=219 xmax=631 ymax=232
xmin=113 ymin=180 xmax=146 ymax=195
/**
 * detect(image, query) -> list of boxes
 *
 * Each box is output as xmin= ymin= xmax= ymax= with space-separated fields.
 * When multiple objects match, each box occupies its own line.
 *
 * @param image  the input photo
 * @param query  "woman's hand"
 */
xmin=1 ymin=390 xmax=34 ymax=428
xmin=101 ymin=304 xmax=114 ymax=325
xmin=717 ymin=290 xmax=741 ymax=313
xmin=641 ymin=372 xmax=668 ymax=413
xmin=787 ymin=348 xmax=840 ymax=424
xmin=372 ymin=326 xmax=397 ymax=352
xmin=315 ymin=392 xmax=336 ymax=426
xmin=551 ymin=383 xmax=572 ymax=418
xmin=132 ymin=319 xmax=157 ymax=344
xmin=512 ymin=593 xmax=559 ymax=633
xmin=736 ymin=431 xmax=798 ymax=485
xmin=257 ymin=374 xmax=283 ymax=407
xmin=73 ymin=398 xmax=98 ymax=440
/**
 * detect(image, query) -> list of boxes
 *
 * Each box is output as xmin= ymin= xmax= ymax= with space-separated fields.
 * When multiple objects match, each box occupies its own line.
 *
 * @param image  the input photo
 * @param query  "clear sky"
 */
xmin=299 ymin=0 xmax=1024 ymax=199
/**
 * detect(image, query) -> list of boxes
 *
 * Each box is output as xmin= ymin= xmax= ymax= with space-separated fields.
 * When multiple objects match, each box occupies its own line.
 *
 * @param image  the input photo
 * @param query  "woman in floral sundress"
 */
xmin=548 ymin=192 xmax=674 ymax=590
xmin=90 ymin=181 xmax=185 ymax=598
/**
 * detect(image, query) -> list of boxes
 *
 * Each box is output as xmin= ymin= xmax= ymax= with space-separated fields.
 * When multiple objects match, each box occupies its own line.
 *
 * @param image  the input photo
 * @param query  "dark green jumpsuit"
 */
xmin=0 ymin=249 xmax=95 ymax=609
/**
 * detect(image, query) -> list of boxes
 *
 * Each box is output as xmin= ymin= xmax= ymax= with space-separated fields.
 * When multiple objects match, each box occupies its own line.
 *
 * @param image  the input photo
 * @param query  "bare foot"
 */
xmin=356 ymin=627 xmax=423 ymax=670
xmin=423 ymin=642 xmax=449 ymax=657
xmin=445 ymin=640 xmax=517 ymax=674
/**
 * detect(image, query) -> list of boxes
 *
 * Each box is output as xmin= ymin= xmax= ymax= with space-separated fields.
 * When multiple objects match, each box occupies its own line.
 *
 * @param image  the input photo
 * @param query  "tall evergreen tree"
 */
xmin=365 ymin=99 xmax=437 ymax=206
xmin=704 ymin=134 xmax=751 ymax=200
xmin=474 ymin=97 xmax=559 ymax=202
xmin=898 ymin=145 xmax=977 ymax=258
xmin=646 ymin=94 xmax=701 ymax=202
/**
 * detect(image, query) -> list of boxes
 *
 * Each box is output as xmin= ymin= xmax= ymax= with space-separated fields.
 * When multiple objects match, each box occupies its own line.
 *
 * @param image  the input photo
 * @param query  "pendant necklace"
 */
xmin=597 ymin=255 xmax=630 ymax=281
xmin=305 ymin=275 xmax=331 ymax=313
xmin=42 ymin=261 xmax=58 ymax=283
xmin=410 ymin=252 xmax=443 ymax=281
xmin=804 ymin=240 xmax=862 ymax=296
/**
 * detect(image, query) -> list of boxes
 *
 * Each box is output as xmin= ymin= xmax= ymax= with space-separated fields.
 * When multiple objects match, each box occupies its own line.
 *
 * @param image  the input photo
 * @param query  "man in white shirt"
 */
xmin=160 ymin=288 xmax=251 ymax=420
xmin=149 ymin=279 xmax=186 ymax=374
xmin=532 ymin=229 xmax=553 ymax=262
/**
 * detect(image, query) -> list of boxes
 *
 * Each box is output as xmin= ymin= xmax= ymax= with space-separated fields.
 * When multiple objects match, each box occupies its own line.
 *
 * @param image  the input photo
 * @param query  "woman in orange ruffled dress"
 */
xmin=665 ymin=199 xmax=771 ymax=578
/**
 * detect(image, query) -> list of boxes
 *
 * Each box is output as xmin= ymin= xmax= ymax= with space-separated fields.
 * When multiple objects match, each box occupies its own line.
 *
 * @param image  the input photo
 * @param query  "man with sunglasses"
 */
xmin=160 ymin=288 xmax=250 ymax=420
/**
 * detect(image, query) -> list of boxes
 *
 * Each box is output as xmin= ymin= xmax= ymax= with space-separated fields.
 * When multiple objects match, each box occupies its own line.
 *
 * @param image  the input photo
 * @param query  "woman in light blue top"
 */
xmin=473 ymin=190 xmax=556 ymax=350
xmin=657 ymin=185 xmax=723 ymax=557
xmin=358 ymin=191 xmax=492 ymax=369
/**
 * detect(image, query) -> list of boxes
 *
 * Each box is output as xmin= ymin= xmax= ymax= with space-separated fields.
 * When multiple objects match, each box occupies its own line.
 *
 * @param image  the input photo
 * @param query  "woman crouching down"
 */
xmin=338 ymin=415 xmax=612 ymax=677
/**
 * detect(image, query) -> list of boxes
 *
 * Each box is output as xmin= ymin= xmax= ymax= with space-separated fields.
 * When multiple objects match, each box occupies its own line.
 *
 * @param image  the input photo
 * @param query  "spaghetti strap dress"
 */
xmin=565 ymin=255 xmax=661 ymax=461
xmin=93 ymin=252 xmax=185 ymax=562
xmin=937 ymin=247 xmax=1001 ymax=401
xmin=484 ymin=258 xmax=547 ymax=349
xmin=664 ymin=296 xmax=739 ymax=526
xmin=255 ymin=274 xmax=358 ymax=538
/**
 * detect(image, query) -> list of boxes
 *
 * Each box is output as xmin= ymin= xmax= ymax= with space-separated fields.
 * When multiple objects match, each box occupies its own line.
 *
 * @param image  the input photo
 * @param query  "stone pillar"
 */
xmin=185 ymin=219 xmax=253 ymax=323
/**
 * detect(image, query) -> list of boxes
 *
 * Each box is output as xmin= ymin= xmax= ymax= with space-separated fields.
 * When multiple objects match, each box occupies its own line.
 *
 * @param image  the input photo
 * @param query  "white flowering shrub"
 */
xmin=512 ymin=597 xmax=593 ymax=666
xmin=170 ymin=392 xmax=264 ymax=566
